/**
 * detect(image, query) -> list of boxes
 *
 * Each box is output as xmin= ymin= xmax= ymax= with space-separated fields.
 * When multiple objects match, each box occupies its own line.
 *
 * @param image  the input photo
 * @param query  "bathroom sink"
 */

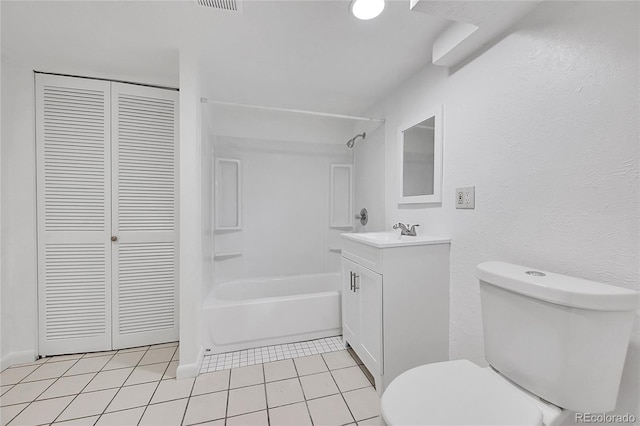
xmin=341 ymin=231 xmax=450 ymax=248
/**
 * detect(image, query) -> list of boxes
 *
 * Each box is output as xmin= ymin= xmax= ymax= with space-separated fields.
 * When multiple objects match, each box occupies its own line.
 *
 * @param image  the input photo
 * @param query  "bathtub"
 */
xmin=202 ymin=273 xmax=342 ymax=353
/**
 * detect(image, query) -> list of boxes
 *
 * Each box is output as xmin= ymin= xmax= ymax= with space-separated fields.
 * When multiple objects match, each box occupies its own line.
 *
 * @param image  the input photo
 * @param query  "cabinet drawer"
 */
xmin=342 ymin=239 xmax=382 ymax=274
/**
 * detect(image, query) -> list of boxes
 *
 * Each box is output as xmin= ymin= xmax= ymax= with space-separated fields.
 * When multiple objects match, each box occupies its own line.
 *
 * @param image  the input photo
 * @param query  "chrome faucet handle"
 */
xmin=408 ymin=224 xmax=420 ymax=236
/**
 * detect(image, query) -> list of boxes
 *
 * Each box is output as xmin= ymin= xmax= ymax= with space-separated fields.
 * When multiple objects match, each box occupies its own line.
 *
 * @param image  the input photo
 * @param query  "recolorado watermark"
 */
xmin=575 ymin=413 xmax=636 ymax=424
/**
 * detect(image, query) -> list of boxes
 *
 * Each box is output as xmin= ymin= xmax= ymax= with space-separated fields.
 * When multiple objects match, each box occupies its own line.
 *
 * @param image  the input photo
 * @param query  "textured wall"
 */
xmin=363 ymin=1 xmax=639 ymax=417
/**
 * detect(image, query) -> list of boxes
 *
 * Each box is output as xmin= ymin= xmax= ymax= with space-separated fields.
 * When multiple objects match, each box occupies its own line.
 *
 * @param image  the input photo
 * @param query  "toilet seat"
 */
xmin=380 ymin=359 xmax=543 ymax=426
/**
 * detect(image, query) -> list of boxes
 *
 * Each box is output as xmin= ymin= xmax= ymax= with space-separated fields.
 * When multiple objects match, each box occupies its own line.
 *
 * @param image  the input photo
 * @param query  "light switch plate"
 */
xmin=456 ymin=186 xmax=475 ymax=209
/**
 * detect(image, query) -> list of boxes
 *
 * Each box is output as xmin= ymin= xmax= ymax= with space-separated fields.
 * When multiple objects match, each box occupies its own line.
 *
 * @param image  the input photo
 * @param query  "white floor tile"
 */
xmin=96 ymin=407 xmax=145 ymax=426
xmin=125 ymin=362 xmax=168 ymax=386
xmin=103 ymin=351 xmax=145 ymax=371
xmin=47 ymin=354 xmax=84 ymax=363
xmin=53 ymin=415 xmax=100 ymax=425
xmin=226 ymin=410 xmax=268 ymax=426
xmin=0 ymin=402 xmax=27 ymax=426
xmin=150 ymin=377 xmax=194 ymax=404
xmin=139 ymin=348 xmax=175 ymax=366
xmin=10 ymin=396 xmax=74 ymax=425
xmin=23 ymin=360 xmax=76 ymax=382
xmin=182 ymin=391 xmax=227 ymax=425
xmin=331 ymin=366 xmax=371 ymax=392
xmin=117 ymin=346 xmax=149 ymax=354
xmin=163 ymin=361 xmax=178 ymax=380
xmin=264 ymin=360 xmax=297 ymax=382
xmin=300 ymin=371 xmax=340 ymax=400
xmin=357 ymin=416 xmax=384 ymax=425
xmin=83 ymin=350 xmax=117 ymax=359
xmin=1 ymin=378 xmax=55 ymax=406
xmin=0 ymin=365 xmax=39 ymax=385
xmin=84 ymin=367 xmax=133 ymax=392
xmin=0 ymin=385 xmax=12 ymax=397
xmin=322 ymin=351 xmax=357 ymax=371
xmin=64 ymin=356 xmax=112 ymax=376
xmin=139 ymin=398 xmax=188 ymax=426
xmin=57 ymin=388 xmax=118 ymax=421
xmin=343 ymin=387 xmax=380 ymax=421
xmin=230 ymin=364 xmax=264 ymax=389
xmin=294 ymin=355 xmax=328 ymax=376
xmin=265 ymin=378 xmax=304 ymax=408
xmin=227 ymin=384 xmax=266 ymax=417
xmin=105 ymin=381 xmax=158 ymax=412
xmin=38 ymin=374 xmax=95 ymax=400
xmin=269 ymin=402 xmax=313 ymax=426
xmin=192 ymin=370 xmax=230 ymax=396
xmin=307 ymin=394 xmax=355 ymax=426
xmin=152 ymin=342 xmax=179 ymax=349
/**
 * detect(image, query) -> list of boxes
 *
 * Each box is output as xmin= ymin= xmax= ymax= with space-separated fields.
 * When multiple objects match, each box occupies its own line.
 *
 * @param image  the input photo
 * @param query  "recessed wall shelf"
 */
xmin=213 ymin=251 xmax=243 ymax=260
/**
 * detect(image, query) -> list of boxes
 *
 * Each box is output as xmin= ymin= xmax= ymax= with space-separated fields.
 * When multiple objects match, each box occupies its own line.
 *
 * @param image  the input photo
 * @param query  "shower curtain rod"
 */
xmin=200 ymin=97 xmax=386 ymax=124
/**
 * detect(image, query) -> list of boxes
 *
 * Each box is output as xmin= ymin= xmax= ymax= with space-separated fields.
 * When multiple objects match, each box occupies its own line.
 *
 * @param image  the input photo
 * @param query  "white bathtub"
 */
xmin=203 ymin=273 xmax=342 ymax=353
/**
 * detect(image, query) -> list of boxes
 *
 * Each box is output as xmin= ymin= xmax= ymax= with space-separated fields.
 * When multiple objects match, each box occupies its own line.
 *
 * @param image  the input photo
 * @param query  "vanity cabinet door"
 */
xmin=342 ymin=257 xmax=360 ymax=347
xmin=356 ymin=266 xmax=383 ymax=375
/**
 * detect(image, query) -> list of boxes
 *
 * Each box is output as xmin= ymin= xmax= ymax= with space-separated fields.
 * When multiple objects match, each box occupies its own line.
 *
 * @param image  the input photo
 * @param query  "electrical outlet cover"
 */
xmin=456 ymin=186 xmax=475 ymax=209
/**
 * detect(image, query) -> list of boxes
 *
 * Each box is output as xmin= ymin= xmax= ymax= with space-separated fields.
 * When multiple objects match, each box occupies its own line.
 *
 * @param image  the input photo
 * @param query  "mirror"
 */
xmin=399 ymin=105 xmax=443 ymax=204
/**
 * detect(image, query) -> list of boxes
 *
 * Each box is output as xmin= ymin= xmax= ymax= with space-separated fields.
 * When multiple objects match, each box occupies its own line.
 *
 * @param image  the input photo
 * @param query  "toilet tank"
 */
xmin=477 ymin=261 xmax=638 ymax=413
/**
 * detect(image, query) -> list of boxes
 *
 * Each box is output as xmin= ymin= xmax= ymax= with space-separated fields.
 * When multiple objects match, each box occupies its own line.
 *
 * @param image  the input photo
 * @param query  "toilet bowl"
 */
xmin=381 ymin=360 xmax=568 ymax=426
xmin=380 ymin=261 xmax=638 ymax=426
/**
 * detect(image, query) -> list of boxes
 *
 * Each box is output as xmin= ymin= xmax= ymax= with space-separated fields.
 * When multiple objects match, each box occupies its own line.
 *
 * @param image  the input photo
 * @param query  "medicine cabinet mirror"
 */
xmin=398 ymin=105 xmax=443 ymax=204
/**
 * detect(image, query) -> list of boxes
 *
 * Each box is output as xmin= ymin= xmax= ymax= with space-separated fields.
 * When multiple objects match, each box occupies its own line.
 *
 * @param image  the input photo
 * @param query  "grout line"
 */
xmin=320 ymin=351 xmax=357 ymax=426
xmin=49 ymin=348 xmax=130 ymax=424
xmin=224 ymin=363 xmax=233 ymax=425
xmin=262 ymin=362 xmax=270 ymax=426
xmin=180 ymin=346 xmax=197 ymax=426
xmin=291 ymin=353 xmax=315 ymax=426
xmin=98 ymin=344 xmax=171 ymax=425
xmin=5 ymin=354 xmax=87 ymax=426
xmin=133 ymin=345 xmax=171 ymax=426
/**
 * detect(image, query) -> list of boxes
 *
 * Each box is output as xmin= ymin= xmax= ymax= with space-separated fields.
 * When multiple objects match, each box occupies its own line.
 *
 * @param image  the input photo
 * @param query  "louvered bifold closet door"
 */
xmin=36 ymin=74 xmax=112 ymax=355
xmin=111 ymin=83 xmax=179 ymax=349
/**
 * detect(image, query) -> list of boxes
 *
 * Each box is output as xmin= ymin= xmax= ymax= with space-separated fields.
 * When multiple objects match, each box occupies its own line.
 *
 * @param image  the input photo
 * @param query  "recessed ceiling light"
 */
xmin=350 ymin=0 xmax=385 ymax=20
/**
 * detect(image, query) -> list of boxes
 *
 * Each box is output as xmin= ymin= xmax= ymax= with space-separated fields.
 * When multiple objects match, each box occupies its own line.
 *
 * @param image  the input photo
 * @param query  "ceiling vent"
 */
xmin=196 ymin=0 xmax=243 ymax=13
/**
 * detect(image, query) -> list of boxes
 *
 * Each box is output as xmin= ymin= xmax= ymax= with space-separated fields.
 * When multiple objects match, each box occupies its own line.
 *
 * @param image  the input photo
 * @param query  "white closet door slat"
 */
xmin=36 ymin=74 xmax=112 ymax=355
xmin=111 ymin=82 xmax=179 ymax=349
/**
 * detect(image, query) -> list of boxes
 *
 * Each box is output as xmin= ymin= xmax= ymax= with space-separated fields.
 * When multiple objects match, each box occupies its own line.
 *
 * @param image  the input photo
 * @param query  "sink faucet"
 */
xmin=393 ymin=223 xmax=420 ymax=236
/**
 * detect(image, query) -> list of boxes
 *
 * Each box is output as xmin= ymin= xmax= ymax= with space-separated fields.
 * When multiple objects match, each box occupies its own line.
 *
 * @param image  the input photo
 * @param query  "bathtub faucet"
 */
xmin=393 ymin=223 xmax=419 ymax=236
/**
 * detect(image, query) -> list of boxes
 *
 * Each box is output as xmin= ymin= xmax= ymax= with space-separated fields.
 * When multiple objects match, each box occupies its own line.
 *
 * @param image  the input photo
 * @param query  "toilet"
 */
xmin=381 ymin=261 xmax=639 ymax=426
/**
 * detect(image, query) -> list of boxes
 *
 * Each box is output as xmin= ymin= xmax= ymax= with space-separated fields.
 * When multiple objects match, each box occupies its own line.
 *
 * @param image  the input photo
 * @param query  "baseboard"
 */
xmin=0 ymin=350 xmax=37 ymax=371
xmin=176 ymin=345 xmax=204 ymax=379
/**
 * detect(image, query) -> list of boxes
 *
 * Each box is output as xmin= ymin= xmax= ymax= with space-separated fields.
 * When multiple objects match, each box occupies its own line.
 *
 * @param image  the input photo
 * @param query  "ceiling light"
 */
xmin=350 ymin=0 xmax=385 ymax=20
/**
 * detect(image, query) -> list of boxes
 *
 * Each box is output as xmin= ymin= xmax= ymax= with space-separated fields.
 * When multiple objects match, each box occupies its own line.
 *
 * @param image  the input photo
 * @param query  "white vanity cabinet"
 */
xmin=342 ymin=257 xmax=383 ymax=375
xmin=340 ymin=232 xmax=450 ymax=395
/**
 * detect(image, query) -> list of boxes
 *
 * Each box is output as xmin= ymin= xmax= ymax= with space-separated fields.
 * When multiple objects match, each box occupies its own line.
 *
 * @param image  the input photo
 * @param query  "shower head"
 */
xmin=346 ymin=132 xmax=366 ymax=148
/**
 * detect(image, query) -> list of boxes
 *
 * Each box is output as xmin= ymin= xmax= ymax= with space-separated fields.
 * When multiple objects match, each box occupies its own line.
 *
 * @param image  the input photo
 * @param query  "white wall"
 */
xmin=363 ymin=1 xmax=639 ymax=417
xmin=177 ymin=50 xmax=204 ymax=378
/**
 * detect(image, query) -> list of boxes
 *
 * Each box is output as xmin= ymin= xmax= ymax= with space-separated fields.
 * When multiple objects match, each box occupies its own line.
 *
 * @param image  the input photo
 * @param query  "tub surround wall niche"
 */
xmin=360 ymin=1 xmax=639 ymax=417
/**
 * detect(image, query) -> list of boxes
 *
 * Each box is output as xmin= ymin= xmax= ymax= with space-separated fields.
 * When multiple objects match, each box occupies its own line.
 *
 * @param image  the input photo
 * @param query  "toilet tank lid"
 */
xmin=477 ymin=261 xmax=639 ymax=311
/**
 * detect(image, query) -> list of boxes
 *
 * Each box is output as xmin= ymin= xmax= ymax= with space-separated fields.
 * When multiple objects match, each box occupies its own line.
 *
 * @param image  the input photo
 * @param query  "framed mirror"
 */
xmin=398 ymin=105 xmax=443 ymax=204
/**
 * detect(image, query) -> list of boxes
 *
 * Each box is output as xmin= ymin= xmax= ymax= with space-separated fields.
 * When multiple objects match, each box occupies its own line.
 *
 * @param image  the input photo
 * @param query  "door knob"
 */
xmin=111 ymin=236 xmax=118 ymax=242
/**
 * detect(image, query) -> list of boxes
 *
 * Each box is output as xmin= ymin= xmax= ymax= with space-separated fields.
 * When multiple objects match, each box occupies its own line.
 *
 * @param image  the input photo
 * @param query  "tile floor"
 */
xmin=200 ymin=336 xmax=347 ymax=373
xmin=0 ymin=340 xmax=381 ymax=426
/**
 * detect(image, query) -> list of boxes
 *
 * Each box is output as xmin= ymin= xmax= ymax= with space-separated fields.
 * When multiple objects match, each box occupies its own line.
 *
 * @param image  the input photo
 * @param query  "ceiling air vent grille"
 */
xmin=197 ymin=0 xmax=243 ymax=12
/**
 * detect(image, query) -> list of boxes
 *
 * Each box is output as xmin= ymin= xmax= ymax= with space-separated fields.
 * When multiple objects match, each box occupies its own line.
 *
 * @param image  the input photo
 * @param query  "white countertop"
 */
xmin=341 ymin=231 xmax=450 ymax=248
